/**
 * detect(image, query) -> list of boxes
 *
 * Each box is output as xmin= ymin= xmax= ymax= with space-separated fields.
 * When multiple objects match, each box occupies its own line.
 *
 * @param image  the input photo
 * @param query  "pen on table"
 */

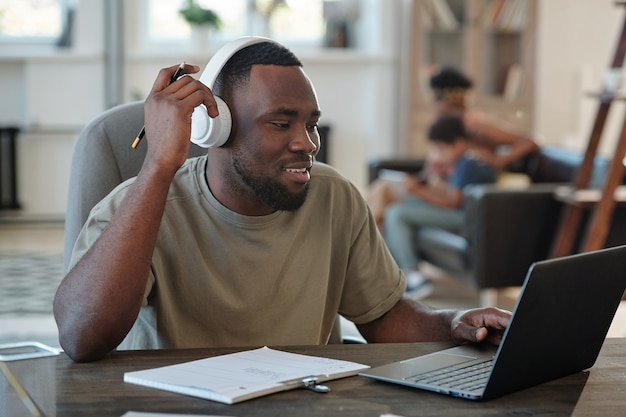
xmin=131 ymin=61 xmax=186 ymax=149
xmin=281 ymin=375 xmax=331 ymax=393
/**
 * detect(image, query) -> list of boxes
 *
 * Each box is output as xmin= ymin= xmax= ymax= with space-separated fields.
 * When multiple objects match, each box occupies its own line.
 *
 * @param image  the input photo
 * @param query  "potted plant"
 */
xmin=179 ymin=0 xmax=222 ymax=50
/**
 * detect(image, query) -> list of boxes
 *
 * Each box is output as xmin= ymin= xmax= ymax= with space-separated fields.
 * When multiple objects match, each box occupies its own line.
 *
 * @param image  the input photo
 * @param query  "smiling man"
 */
xmin=54 ymin=39 xmax=510 ymax=362
xmin=213 ymin=64 xmax=320 ymax=214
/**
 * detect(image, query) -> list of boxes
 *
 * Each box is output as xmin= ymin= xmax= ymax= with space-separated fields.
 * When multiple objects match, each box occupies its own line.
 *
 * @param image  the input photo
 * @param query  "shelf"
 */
xmin=554 ymin=185 xmax=626 ymax=206
xmin=0 ymin=42 xmax=102 ymax=63
xmin=420 ymin=0 xmax=533 ymax=83
xmin=586 ymin=91 xmax=626 ymax=102
xmin=407 ymin=0 xmax=536 ymax=154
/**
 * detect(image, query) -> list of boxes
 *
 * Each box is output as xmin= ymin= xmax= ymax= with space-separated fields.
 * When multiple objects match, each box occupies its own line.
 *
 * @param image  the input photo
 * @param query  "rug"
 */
xmin=0 ymin=252 xmax=64 ymax=315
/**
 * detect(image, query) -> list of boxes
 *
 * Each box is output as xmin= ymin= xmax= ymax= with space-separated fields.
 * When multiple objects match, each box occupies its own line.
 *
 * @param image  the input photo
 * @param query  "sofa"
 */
xmin=368 ymin=146 xmax=626 ymax=305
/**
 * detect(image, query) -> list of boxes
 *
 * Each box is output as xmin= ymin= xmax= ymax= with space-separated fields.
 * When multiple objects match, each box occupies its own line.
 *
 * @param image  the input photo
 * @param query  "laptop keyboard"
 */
xmin=405 ymin=359 xmax=493 ymax=391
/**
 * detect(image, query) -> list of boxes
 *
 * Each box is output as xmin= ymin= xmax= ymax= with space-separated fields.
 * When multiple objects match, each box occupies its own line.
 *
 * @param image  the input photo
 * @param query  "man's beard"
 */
xmin=232 ymin=150 xmax=310 ymax=211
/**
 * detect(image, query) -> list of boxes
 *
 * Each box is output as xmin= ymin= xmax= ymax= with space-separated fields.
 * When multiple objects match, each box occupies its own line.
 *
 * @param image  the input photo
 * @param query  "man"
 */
xmin=54 ymin=39 xmax=510 ymax=362
xmin=383 ymin=114 xmax=497 ymax=279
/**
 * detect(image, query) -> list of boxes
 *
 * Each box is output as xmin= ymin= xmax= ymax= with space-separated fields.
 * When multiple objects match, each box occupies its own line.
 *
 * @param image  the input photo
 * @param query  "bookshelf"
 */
xmin=406 ymin=0 xmax=537 ymax=155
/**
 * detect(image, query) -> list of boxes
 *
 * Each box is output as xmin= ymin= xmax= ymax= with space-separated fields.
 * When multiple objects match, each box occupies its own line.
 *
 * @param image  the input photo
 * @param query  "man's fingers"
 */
xmin=452 ymin=307 xmax=511 ymax=345
xmin=454 ymin=323 xmax=503 ymax=345
xmin=149 ymin=64 xmax=201 ymax=95
xmin=453 ymin=322 xmax=483 ymax=344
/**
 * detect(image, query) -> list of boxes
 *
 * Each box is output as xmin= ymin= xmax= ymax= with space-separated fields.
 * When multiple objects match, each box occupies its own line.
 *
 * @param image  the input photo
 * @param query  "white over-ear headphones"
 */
xmin=190 ymin=36 xmax=278 ymax=148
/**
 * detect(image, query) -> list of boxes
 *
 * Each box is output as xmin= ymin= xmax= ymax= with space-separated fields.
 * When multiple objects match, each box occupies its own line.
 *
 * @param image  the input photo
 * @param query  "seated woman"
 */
xmin=382 ymin=114 xmax=497 ymax=296
xmin=366 ymin=66 xmax=539 ymax=230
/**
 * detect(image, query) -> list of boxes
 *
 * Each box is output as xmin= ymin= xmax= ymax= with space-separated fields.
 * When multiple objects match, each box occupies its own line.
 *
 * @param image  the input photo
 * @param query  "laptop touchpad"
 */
xmin=400 ymin=351 xmax=477 ymax=375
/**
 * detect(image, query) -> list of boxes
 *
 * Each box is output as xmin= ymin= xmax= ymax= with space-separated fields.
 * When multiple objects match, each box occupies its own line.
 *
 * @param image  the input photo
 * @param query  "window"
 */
xmin=0 ymin=0 xmax=67 ymax=42
xmin=146 ymin=0 xmax=325 ymax=46
xmin=148 ymin=1 xmax=245 ymax=41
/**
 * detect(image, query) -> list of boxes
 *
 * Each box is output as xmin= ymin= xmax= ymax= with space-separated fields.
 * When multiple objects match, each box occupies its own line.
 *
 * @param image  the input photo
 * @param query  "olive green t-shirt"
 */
xmin=71 ymin=156 xmax=405 ymax=350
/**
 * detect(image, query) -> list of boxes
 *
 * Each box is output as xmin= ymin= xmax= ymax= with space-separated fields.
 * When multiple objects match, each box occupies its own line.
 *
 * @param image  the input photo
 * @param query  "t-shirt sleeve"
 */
xmin=449 ymin=156 xmax=496 ymax=190
xmin=336 ymin=189 xmax=406 ymax=324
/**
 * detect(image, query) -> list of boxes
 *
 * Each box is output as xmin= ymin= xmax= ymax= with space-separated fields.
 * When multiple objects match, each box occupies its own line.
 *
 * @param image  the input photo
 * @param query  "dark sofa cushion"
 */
xmin=526 ymin=146 xmax=609 ymax=186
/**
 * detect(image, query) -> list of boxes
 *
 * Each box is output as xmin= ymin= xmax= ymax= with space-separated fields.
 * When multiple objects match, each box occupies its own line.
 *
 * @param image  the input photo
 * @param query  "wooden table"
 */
xmin=52 ymin=339 xmax=626 ymax=417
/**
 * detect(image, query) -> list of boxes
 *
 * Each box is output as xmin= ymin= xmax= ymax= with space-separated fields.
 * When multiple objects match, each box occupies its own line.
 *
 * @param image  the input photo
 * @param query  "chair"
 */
xmin=63 ymin=101 xmax=205 ymax=271
xmin=63 ymin=101 xmax=358 ymax=343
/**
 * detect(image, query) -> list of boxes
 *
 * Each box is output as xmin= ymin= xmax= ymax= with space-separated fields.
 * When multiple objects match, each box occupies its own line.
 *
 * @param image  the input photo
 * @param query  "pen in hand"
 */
xmin=131 ymin=61 xmax=186 ymax=149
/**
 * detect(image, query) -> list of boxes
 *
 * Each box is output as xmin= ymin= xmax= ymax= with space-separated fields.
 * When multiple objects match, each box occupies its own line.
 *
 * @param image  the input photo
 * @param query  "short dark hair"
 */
xmin=214 ymin=41 xmax=302 ymax=95
xmin=427 ymin=114 xmax=466 ymax=144
xmin=429 ymin=66 xmax=473 ymax=90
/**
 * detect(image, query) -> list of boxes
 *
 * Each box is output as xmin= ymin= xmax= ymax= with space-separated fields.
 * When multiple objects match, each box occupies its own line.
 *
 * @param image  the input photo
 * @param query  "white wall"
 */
xmin=534 ymin=0 xmax=624 ymax=156
xmin=0 ymin=0 xmax=105 ymax=218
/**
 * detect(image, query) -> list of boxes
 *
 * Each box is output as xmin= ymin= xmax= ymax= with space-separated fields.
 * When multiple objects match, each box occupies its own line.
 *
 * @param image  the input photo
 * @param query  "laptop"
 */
xmin=360 ymin=245 xmax=626 ymax=400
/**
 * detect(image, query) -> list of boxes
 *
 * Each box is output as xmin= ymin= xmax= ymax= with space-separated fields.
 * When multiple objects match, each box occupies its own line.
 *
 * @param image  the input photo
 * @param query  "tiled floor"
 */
xmin=0 ymin=252 xmax=64 ymax=314
xmin=0 ymin=221 xmax=65 ymax=347
xmin=1 ymin=221 xmax=625 ymax=351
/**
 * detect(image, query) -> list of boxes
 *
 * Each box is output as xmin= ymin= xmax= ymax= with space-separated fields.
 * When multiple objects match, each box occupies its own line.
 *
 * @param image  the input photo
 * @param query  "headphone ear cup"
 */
xmin=190 ymin=96 xmax=232 ymax=148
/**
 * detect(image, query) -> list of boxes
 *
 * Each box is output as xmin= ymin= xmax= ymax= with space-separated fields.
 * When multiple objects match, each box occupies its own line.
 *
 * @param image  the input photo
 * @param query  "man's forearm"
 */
xmin=357 ymin=298 xmax=457 ymax=343
xmin=54 ymin=166 xmax=175 ymax=362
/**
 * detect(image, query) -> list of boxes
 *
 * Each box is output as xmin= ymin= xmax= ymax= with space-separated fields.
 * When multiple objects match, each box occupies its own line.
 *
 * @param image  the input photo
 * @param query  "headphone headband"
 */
xmin=190 ymin=36 xmax=280 ymax=148
xmin=199 ymin=36 xmax=273 ymax=90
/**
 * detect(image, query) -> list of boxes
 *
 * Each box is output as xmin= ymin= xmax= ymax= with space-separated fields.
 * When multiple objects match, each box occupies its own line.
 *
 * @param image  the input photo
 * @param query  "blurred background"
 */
xmin=0 ymin=0 xmax=623 ymax=219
